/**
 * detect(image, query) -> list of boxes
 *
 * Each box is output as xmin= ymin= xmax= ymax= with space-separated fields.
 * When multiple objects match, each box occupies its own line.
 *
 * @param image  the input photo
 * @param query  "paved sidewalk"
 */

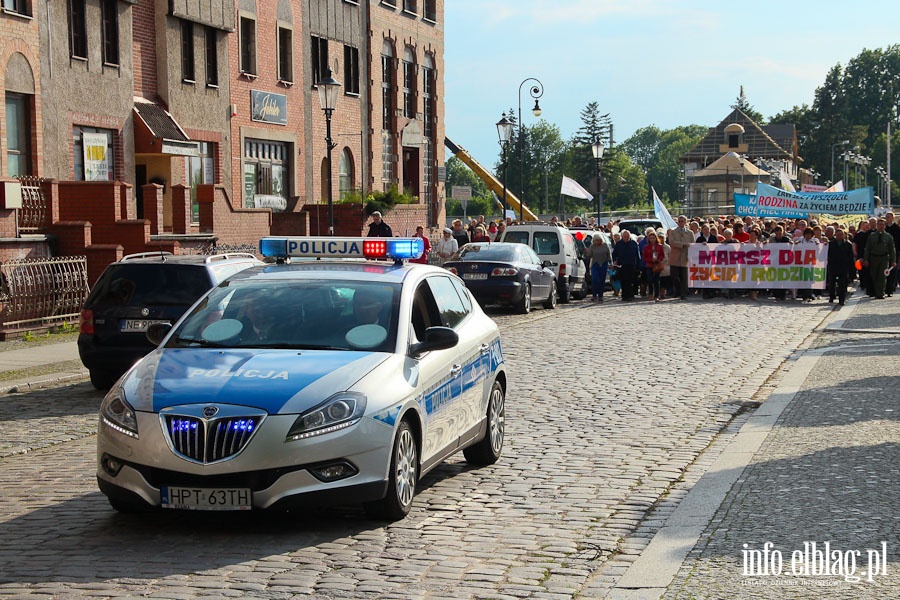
xmin=0 ymin=340 xmax=86 ymax=393
xmin=607 ymin=290 xmax=900 ymax=599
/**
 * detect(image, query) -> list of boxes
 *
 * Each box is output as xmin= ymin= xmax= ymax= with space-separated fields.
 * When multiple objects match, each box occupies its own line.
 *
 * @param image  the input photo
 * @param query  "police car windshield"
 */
xmin=168 ymin=279 xmax=402 ymax=352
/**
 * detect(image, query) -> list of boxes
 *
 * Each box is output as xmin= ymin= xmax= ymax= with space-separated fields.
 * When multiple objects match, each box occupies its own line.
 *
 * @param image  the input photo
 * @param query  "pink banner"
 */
xmin=688 ymin=243 xmax=827 ymax=289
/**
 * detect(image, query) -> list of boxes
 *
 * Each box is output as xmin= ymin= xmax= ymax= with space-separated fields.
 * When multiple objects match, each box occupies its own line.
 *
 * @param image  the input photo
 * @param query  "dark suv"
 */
xmin=78 ymin=251 xmax=262 ymax=389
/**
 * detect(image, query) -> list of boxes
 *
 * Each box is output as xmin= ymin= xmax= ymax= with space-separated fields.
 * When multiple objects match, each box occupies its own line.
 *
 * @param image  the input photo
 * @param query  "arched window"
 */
xmin=339 ymin=148 xmax=354 ymax=198
xmin=381 ymin=39 xmax=394 ymax=130
xmin=402 ymin=46 xmax=416 ymax=119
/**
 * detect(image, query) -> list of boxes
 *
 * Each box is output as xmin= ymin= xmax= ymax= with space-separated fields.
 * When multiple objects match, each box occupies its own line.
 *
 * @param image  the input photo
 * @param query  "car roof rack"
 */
xmin=204 ymin=253 xmax=258 ymax=263
xmin=121 ymin=251 xmax=174 ymax=261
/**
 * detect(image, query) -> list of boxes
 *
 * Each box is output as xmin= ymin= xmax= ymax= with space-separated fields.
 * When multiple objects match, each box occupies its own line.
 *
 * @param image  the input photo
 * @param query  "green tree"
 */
xmin=732 ymin=86 xmax=765 ymax=124
xmin=445 ymin=155 xmax=495 ymax=217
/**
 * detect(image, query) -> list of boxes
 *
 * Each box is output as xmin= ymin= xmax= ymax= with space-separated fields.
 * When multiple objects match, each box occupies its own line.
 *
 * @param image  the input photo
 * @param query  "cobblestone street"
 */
xmin=0 ymin=296 xmax=855 ymax=598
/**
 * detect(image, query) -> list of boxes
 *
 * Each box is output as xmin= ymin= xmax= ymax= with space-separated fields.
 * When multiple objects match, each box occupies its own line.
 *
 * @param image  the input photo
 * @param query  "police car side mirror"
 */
xmin=146 ymin=322 xmax=173 ymax=346
xmin=409 ymin=326 xmax=459 ymax=357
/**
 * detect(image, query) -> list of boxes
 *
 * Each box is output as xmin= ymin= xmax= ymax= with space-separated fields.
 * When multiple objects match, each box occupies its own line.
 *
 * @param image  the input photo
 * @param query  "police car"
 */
xmin=96 ymin=237 xmax=507 ymax=521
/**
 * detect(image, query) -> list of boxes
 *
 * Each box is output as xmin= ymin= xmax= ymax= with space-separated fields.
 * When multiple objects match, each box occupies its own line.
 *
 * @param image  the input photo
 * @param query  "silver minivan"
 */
xmin=500 ymin=224 xmax=587 ymax=302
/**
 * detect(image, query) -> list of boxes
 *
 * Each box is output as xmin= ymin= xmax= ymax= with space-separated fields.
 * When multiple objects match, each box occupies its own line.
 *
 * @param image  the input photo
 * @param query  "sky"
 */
xmin=444 ymin=0 xmax=900 ymax=172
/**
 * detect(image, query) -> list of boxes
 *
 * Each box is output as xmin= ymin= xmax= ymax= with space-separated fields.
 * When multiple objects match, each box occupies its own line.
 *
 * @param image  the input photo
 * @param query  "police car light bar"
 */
xmin=259 ymin=237 xmax=424 ymax=261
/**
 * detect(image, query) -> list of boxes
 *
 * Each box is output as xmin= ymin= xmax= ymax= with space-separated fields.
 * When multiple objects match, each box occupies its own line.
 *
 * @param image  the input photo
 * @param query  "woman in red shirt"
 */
xmin=642 ymin=230 xmax=666 ymax=302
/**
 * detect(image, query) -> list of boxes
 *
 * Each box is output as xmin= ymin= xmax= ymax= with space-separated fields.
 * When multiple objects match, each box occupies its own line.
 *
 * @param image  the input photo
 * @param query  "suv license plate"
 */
xmin=463 ymin=273 xmax=487 ymax=280
xmin=121 ymin=319 xmax=168 ymax=332
xmin=161 ymin=486 xmax=252 ymax=511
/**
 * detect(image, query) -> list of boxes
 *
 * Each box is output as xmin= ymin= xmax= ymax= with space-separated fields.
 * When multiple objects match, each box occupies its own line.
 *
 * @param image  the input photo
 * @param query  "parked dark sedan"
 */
xmin=444 ymin=242 xmax=557 ymax=313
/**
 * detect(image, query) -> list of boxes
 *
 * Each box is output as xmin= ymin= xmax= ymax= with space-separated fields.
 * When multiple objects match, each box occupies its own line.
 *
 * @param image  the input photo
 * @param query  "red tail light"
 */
xmin=447 ymin=267 xmax=458 ymax=275
xmin=491 ymin=267 xmax=518 ymax=276
xmin=559 ymin=264 xmax=566 ymax=277
xmin=79 ymin=309 xmax=94 ymax=335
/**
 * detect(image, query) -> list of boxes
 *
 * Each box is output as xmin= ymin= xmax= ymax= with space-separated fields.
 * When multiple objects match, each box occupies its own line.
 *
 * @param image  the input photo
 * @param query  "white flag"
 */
xmin=560 ymin=175 xmax=593 ymax=201
xmin=825 ymin=180 xmax=844 ymax=192
xmin=779 ymin=170 xmax=796 ymax=192
xmin=652 ymin=188 xmax=678 ymax=231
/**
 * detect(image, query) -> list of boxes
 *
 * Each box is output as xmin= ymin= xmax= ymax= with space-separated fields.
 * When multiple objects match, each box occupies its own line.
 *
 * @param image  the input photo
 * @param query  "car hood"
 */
xmin=121 ymin=348 xmax=390 ymax=414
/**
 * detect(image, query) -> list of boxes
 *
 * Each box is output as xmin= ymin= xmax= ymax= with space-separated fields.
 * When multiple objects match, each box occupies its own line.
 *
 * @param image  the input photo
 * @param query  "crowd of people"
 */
xmin=604 ymin=213 xmax=898 ymax=305
xmin=365 ymin=209 xmax=899 ymax=304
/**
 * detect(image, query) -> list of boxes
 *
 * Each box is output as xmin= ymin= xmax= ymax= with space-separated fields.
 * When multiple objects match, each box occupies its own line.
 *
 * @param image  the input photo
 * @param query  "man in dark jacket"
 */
xmin=612 ymin=230 xmax=640 ymax=301
xmin=366 ymin=211 xmax=393 ymax=237
xmin=885 ymin=212 xmax=900 ymax=294
xmin=827 ymin=228 xmax=855 ymax=306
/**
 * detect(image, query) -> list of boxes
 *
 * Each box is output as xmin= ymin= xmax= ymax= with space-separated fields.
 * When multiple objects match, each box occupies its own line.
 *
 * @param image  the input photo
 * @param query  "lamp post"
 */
xmin=317 ymin=67 xmax=341 ymax=236
xmin=591 ymin=138 xmax=605 ymax=222
xmin=517 ymin=78 xmax=543 ymax=223
xmin=496 ymin=113 xmax=513 ymax=219
xmin=831 ymin=139 xmax=849 ymax=184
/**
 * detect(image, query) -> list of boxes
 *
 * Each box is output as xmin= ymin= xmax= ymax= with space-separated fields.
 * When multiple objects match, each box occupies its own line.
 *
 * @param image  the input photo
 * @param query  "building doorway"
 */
xmin=402 ymin=147 xmax=419 ymax=197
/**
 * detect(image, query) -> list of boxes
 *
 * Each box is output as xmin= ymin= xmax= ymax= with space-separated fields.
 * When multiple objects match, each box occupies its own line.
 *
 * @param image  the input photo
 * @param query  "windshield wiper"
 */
xmin=171 ymin=336 xmax=228 ymax=348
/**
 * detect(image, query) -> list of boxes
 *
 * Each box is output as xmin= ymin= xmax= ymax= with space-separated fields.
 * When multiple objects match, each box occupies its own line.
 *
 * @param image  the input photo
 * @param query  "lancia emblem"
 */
xmin=141 ymin=308 xmax=150 ymax=317
xmin=202 ymin=406 xmax=219 ymax=418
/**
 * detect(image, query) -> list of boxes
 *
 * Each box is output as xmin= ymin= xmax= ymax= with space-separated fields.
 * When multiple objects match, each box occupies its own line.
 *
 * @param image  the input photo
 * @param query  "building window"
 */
xmin=343 ymin=45 xmax=360 ymax=95
xmin=339 ymin=148 xmax=354 ymax=198
xmin=181 ymin=20 xmax=195 ymax=81
xmin=382 ymin=131 xmax=394 ymax=187
xmin=278 ymin=27 xmax=293 ymax=83
xmin=243 ymin=139 xmax=289 ymax=210
xmin=205 ymin=27 xmax=218 ymax=86
xmin=1 ymin=0 xmax=32 ymax=17
xmin=402 ymin=0 xmax=417 ymax=15
xmin=101 ymin=0 xmax=119 ymax=65
xmin=423 ymin=0 xmax=436 ymax=22
xmin=423 ymin=63 xmax=435 ymax=137
xmin=423 ymin=140 xmax=433 ymax=207
xmin=73 ymin=126 xmax=115 ymax=181
xmin=381 ymin=42 xmax=394 ymax=130
xmin=311 ymin=36 xmax=328 ymax=85
xmin=240 ymin=16 xmax=257 ymax=75
xmin=68 ymin=0 xmax=87 ymax=60
xmin=5 ymin=94 xmax=32 ymax=177
xmin=402 ymin=48 xmax=416 ymax=119
xmin=185 ymin=142 xmax=215 ymax=223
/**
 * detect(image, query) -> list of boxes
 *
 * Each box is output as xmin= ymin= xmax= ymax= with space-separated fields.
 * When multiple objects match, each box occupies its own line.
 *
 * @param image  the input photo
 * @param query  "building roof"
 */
xmin=693 ymin=151 xmax=767 ymax=178
xmin=681 ymin=108 xmax=797 ymax=165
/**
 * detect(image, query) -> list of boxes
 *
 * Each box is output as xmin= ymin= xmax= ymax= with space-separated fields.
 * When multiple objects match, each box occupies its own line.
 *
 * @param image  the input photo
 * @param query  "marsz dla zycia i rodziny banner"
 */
xmin=734 ymin=183 xmax=874 ymax=218
xmin=688 ymin=243 xmax=827 ymax=289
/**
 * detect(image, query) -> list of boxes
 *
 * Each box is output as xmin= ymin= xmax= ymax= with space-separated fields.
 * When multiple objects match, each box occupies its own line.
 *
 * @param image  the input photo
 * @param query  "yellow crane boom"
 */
xmin=444 ymin=137 xmax=539 ymax=221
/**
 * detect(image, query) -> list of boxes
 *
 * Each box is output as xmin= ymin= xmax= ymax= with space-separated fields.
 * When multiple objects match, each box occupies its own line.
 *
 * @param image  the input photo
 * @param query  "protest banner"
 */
xmin=688 ymin=243 xmax=827 ymax=289
xmin=734 ymin=183 xmax=874 ymax=218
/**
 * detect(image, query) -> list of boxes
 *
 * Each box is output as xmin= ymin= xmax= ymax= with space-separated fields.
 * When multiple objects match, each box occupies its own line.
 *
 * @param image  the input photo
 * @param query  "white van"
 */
xmin=500 ymin=224 xmax=587 ymax=302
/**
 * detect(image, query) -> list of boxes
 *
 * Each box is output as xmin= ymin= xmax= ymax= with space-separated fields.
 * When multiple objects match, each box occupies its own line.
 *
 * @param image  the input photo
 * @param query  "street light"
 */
xmin=496 ymin=112 xmax=514 ymax=218
xmin=317 ymin=66 xmax=341 ymax=236
xmin=517 ymin=78 xmax=544 ymax=223
xmin=591 ymin=138 xmax=605 ymax=222
xmin=831 ymin=139 xmax=849 ymax=184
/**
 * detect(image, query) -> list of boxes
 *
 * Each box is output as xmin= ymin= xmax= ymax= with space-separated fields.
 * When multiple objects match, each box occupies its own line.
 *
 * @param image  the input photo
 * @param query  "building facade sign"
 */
xmin=250 ymin=91 xmax=288 ymax=126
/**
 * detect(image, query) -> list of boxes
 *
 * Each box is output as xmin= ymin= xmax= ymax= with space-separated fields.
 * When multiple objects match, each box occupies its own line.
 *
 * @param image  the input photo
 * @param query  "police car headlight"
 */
xmin=100 ymin=390 xmax=139 ymax=438
xmin=286 ymin=392 xmax=367 ymax=441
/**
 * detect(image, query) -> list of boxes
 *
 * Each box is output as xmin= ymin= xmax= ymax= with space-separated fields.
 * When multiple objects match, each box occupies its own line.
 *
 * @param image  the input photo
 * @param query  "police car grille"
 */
xmin=166 ymin=415 xmax=260 ymax=463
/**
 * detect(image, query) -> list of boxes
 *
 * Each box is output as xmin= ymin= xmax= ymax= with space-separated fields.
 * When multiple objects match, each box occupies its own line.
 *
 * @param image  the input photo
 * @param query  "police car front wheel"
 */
xmin=365 ymin=420 xmax=418 ymax=521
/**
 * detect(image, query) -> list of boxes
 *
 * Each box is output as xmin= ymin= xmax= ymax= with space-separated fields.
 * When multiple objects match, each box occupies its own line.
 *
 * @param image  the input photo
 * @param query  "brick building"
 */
xmin=1 ymin=0 xmax=445 ymax=247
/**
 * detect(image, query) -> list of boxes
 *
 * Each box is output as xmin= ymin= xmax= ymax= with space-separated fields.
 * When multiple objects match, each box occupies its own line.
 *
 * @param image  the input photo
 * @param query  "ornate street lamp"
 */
xmin=591 ymin=138 xmax=605 ymax=222
xmin=317 ymin=66 xmax=341 ymax=235
xmin=496 ymin=113 xmax=514 ymax=218
xmin=831 ymin=140 xmax=849 ymax=185
xmin=517 ymin=78 xmax=543 ymax=223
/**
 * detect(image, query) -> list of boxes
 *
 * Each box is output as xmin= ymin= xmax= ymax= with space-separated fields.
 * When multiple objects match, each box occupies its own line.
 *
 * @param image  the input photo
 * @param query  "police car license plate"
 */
xmin=121 ymin=319 xmax=168 ymax=332
xmin=462 ymin=273 xmax=487 ymax=280
xmin=161 ymin=486 xmax=252 ymax=510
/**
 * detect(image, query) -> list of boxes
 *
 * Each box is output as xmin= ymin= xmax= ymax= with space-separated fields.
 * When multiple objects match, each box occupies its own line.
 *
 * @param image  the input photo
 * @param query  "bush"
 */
xmin=340 ymin=185 xmax=417 ymax=216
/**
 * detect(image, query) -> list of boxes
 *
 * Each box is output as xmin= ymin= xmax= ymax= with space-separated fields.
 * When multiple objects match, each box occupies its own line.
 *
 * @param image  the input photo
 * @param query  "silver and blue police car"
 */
xmin=96 ymin=237 xmax=507 ymax=520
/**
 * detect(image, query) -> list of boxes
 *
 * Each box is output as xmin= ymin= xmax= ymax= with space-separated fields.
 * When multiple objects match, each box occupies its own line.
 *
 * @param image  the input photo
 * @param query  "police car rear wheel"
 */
xmin=463 ymin=381 xmax=504 ymax=466
xmin=365 ymin=420 xmax=417 ymax=521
